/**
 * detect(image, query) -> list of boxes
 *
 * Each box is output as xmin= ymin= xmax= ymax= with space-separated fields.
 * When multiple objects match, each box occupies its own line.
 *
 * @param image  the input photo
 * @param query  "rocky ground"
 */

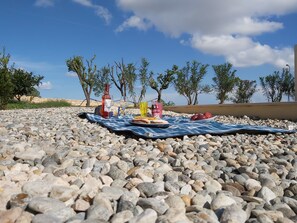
xmin=0 ymin=107 xmax=297 ymax=223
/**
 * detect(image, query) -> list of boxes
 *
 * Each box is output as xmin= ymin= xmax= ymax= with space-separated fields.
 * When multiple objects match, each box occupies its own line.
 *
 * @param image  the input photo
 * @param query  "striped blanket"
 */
xmin=84 ymin=113 xmax=295 ymax=139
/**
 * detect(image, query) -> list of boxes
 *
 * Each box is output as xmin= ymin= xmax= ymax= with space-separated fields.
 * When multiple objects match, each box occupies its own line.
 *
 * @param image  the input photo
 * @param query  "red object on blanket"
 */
xmin=190 ymin=112 xmax=212 ymax=120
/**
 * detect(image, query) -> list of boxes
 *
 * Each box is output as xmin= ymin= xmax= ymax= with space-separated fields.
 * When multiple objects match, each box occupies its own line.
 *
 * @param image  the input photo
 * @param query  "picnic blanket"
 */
xmin=84 ymin=113 xmax=295 ymax=139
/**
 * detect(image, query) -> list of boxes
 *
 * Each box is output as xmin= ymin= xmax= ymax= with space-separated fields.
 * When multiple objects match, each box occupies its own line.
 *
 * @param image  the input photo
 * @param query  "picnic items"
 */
xmin=132 ymin=116 xmax=169 ymax=124
xmin=130 ymin=116 xmax=169 ymax=128
xmin=100 ymin=84 xmax=112 ymax=118
xmin=139 ymin=102 xmax=148 ymax=117
xmin=191 ymin=112 xmax=213 ymax=120
xmin=152 ymin=101 xmax=163 ymax=118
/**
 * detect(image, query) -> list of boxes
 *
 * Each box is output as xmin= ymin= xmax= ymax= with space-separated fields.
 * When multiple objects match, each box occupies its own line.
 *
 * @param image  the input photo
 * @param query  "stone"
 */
xmin=245 ymin=179 xmax=262 ymax=191
xmin=204 ymin=179 xmax=222 ymax=193
xmin=0 ymin=207 xmax=23 ymax=223
xmin=158 ymin=208 xmax=192 ymax=223
xmin=165 ymin=195 xmax=185 ymax=210
xmin=32 ymin=214 xmax=62 ymax=223
xmin=191 ymin=193 xmax=212 ymax=208
xmin=15 ymin=149 xmax=45 ymax=161
xmin=137 ymin=198 xmax=169 ymax=215
xmin=128 ymin=208 xmax=157 ymax=223
xmin=257 ymin=186 xmax=277 ymax=204
xmin=9 ymin=193 xmax=31 ymax=209
xmin=137 ymin=182 xmax=164 ymax=197
xmin=251 ymin=210 xmax=284 ymax=222
xmin=49 ymin=185 xmax=78 ymax=202
xmin=101 ymin=186 xmax=125 ymax=200
xmin=15 ymin=211 xmax=33 ymax=223
xmin=74 ymin=198 xmax=91 ymax=211
xmin=107 ymin=165 xmax=127 ymax=180
xmin=28 ymin=197 xmax=66 ymax=213
xmin=110 ymin=210 xmax=134 ymax=223
xmin=46 ymin=207 xmax=76 ymax=222
xmin=86 ymin=204 xmax=113 ymax=221
xmin=211 ymin=193 xmax=237 ymax=210
xmin=22 ymin=180 xmax=52 ymax=197
xmin=220 ymin=204 xmax=247 ymax=223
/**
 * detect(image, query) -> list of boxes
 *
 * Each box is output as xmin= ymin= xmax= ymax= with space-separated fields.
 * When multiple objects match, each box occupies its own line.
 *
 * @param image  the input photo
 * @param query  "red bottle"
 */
xmin=100 ymin=84 xmax=112 ymax=118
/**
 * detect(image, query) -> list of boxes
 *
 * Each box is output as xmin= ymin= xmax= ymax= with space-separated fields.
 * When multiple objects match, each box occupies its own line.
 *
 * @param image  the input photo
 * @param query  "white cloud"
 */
xmin=11 ymin=58 xmax=64 ymax=73
xmin=34 ymin=0 xmax=55 ymax=7
xmin=72 ymin=0 xmax=112 ymax=24
xmin=66 ymin=71 xmax=77 ymax=77
xmin=38 ymin=81 xmax=53 ymax=90
xmin=116 ymin=16 xmax=152 ymax=32
xmin=116 ymin=0 xmax=297 ymax=67
xmin=191 ymin=34 xmax=294 ymax=67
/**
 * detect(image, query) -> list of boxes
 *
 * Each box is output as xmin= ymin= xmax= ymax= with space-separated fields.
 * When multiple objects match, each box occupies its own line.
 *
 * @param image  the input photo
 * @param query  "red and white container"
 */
xmin=151 ymin=101 xmax=163 ymax=118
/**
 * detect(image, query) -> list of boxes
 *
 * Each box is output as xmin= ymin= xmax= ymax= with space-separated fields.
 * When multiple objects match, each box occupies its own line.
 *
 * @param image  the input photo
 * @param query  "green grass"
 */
xmin=6 ymin=100 xmax=72 ymax=110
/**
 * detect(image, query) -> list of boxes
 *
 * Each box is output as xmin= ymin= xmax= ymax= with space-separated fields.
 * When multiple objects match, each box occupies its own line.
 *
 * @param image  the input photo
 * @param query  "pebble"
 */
xmin=0 ymin=107 xmax=296 ymax=222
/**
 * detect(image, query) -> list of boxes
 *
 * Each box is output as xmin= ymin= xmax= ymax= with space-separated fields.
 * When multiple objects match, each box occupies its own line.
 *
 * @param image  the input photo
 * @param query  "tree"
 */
xmin=109 ymin=59 xmax=137 ymax=101
xmin=281 ymin=67 xmax=295 ymax=102
xmin=259 ymin=71 xmax=283 ymax=102
xmin=160 ymin=99 xmax=175 ymax=106
xmin=11 ymin=68 xmax=43 ymax=101
xmin=232 ymin=79 xmax=257 ymax=103
xmin=27 ymin=88 xmax=41 ymax=102
xmin=174 ymin=60 xmax=209 ymax=105
xmin=149 ymin=65 xmax=178 ymax=102
xmin=66 ymin=55 xmax=97 ymax=107
xmin=135 ymin=58 xmax=149 ymax=105
xmin=0 ymin=48 xmax=13 ymax=109
xmin=212 ymin=62 xmax=239 ymax=104
xmin=93 ymin=66 xmax=111 ymax=97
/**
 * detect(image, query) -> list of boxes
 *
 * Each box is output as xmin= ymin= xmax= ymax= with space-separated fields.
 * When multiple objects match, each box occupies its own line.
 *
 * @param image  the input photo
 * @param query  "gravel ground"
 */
xmin=0 ymin=107 xmax=297 ymax=223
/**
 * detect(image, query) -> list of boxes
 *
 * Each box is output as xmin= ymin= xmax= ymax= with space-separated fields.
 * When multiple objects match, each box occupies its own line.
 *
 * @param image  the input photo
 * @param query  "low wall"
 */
xmin=164 ymin=102 xmax=297 ymax=121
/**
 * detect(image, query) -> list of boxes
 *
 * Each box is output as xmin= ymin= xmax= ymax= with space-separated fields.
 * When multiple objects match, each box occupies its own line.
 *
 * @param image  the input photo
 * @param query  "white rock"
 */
xmin=257 ymin=186 xmax=277 ymax=204
xmin=245 ymin=179 xmax=262 ymax=191
xmin=211 ymin=193 xmax=237 ymax=210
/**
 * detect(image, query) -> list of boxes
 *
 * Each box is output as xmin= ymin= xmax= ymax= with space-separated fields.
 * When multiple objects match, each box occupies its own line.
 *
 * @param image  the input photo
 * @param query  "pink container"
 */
xmin=152 ymin=102 xmax=163 ymax=118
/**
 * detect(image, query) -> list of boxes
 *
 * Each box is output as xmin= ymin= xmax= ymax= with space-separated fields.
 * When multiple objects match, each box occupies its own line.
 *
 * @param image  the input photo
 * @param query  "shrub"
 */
xmin=0 ymin=49 xmax=13 ymax=110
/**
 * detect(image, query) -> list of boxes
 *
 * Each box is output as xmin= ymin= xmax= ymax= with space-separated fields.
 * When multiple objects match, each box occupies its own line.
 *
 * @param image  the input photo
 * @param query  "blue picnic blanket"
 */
xmin=84 ymin=113 xmax=295 ymax=139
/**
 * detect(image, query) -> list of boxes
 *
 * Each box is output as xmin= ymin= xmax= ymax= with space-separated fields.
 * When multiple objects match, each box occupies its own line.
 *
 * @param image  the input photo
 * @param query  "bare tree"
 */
xmin=149 ymin=65 xmax=178 ymax=102
xmin=109 ymin=59 xmax=136 ymax=101
xmin=66 ymin=55 xmax=97 ymax=107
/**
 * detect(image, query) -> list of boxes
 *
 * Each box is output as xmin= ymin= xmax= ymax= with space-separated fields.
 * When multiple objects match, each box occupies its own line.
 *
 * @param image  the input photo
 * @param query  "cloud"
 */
xmin=72 ymin=0 xmax=112 ymax=24
xmin=66 ymin=71 xmax=77 ymax=77
xmin=116 ymin=0 xmax=297 ymax=67
xmin=11 ymin=58 xmax=64 ymax=73
xmin=38 ymin=81 xmax=53 ymax=90
xmin=34 ymin=0 xmax=55 ymax=7
xmin=116 ymin=16 xmax=152 ymax=32
xmin=190 ymin=35 xmax=294 ymax=67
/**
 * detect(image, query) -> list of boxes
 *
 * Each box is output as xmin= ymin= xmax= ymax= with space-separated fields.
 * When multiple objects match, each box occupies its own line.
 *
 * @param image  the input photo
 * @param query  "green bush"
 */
xmin=11 ymin=68 xmax=43 ymax=101
xmin=0 ymin=49 xmax=14 ymax=110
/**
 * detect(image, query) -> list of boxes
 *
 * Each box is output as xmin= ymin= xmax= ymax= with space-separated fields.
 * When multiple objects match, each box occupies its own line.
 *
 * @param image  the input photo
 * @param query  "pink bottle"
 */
xmin=152 ymin=101 xmax=163 ymax=118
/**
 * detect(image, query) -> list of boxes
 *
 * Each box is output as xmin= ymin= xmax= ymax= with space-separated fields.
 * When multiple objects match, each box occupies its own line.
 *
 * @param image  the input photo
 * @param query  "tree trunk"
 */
xmin=157 ymin=90 xmax=162 ymax=102
xmin=86 ymin=94 xmax=90 ymax=107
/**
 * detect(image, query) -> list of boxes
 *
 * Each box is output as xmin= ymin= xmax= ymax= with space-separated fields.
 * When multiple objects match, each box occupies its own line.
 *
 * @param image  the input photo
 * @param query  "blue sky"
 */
xmin=1 ymin=0 xmax=296 ymax=105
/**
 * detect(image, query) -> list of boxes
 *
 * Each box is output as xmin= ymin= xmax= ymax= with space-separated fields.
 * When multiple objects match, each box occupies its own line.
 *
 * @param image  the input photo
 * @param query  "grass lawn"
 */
xmin=6 ymin=100 xmax=72 ymax=110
